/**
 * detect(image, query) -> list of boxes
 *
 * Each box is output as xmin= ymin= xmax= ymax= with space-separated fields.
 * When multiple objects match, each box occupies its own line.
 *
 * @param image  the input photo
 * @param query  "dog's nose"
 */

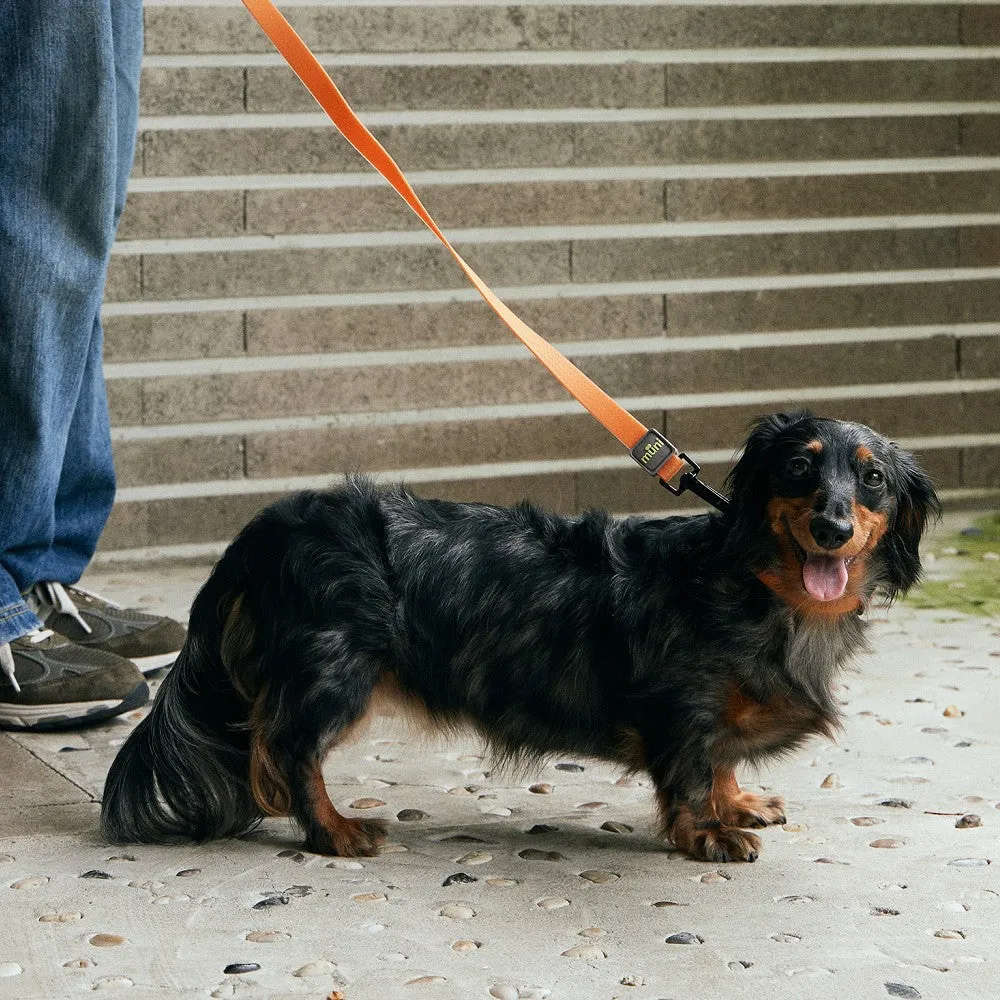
xmin=810 ymin=515 xmax=854 ymax=550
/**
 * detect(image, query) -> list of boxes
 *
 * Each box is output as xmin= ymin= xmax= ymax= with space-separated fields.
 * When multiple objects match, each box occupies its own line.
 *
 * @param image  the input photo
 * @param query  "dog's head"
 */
xmin=724 ymin=412 xmax=940 ymax=613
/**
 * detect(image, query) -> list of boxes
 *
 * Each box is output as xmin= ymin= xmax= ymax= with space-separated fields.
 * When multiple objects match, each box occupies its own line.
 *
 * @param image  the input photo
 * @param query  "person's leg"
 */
xmin=42 ymin=0 xmax=144 ymax=585
xmin=0 ymin=0 xmax=150 ymax=727
xmin=0 ymin=0 xmax=124 ymax=634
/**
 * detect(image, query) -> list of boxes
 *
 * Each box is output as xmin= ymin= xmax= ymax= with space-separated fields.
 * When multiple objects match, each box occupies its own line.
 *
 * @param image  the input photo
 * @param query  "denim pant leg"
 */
xmin=0 ymin=0 xmax=143 ymax=645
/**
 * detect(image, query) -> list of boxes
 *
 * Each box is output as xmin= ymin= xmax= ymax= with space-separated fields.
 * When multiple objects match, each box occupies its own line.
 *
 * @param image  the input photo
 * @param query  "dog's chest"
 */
xmin=714 ymin=618 xmax=856 ymax=765
xmin=715 ymin=684 xmax=831 ymax=766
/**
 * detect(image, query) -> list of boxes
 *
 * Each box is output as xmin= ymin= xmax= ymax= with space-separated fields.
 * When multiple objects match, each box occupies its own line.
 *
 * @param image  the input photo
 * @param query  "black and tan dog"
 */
xmin=101 ymin=412 xmax=938 ymax=863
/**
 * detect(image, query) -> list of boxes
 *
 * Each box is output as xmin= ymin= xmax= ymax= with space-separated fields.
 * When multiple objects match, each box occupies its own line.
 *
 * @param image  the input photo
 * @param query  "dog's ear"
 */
xmin=725 ymin=411 xmax=811 ymax=510
xmin=878 ymin=446 xmax=941 ymax=598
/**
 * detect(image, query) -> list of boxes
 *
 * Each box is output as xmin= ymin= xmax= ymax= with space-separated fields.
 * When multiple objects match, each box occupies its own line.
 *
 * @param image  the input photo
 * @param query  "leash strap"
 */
xmin=241 ymin=0 xmax=729 ymax=506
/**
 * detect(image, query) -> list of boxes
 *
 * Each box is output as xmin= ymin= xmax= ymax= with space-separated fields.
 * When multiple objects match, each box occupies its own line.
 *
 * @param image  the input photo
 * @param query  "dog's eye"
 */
xmin=786 ymin=456 xmax=811 ymax=478
xmin=863 ymin=468 xmax=885 ymax=488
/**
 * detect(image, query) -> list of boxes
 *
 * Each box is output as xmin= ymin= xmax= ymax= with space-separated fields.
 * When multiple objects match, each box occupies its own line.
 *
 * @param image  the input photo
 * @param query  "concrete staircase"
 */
xmin=101 ymin=1 xmax=1000 ymax=558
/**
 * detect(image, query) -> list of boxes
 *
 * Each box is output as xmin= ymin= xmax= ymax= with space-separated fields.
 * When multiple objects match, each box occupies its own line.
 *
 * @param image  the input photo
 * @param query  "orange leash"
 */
xmin=240 ymin=0 xmax=728 ymax=509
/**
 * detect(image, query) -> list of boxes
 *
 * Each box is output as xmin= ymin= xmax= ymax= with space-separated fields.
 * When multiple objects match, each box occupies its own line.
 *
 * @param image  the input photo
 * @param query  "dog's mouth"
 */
xmin=783 ymin=518 xmax=859 ymax=603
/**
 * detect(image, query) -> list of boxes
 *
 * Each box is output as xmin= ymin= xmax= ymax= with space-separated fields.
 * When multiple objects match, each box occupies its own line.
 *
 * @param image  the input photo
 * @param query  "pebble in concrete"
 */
xmin=455 ymin=852 xmax=492 ymax=865
xmin=245 ymin=931 xmax=289 ymax=943
xmin=89 ymin=935 xmax=126 ymax=947
xmin=885 ymin=984 xmax=921 ymax=999
xmin=600 ymin=821 xmax=633 ymax=834
xmin=397 ymin=809 xmax=427 ymax=821
xmin=665 ymin=932 xmax=703 ymax=945
xmin=443 ymin=873 xmax=477 ymax=886
xmin=292 ymin=960 xmax=337 ymax=977
xmin=578 ymin=870 xmax=619 ymax=884
xmin=11 ymin=876 xmax=48 ymax=889
xmin=222 ymin=963 xmax=260 ymax=974
xmin=562 ymin=945 xmax=607 ymax=959
xmin=92 ymin=976 xmax=134 ymax=989
xmin=439 ymin=904 xmax=475 ymax=919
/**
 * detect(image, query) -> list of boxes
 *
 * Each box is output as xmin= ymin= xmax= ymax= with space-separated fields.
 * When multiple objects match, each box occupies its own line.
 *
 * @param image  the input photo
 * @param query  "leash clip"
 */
xmin=659 ymin=452 xmax=731 ymax=514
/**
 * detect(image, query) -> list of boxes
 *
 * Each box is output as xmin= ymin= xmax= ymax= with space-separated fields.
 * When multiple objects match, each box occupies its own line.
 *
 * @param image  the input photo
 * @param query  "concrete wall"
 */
xmin=100 ymin=1 xmax=1000 ymax=558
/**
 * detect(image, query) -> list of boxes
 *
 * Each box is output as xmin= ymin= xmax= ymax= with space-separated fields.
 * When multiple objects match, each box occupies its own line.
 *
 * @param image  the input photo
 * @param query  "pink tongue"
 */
xmin=802 ymin=554 xmax=849 ymax=602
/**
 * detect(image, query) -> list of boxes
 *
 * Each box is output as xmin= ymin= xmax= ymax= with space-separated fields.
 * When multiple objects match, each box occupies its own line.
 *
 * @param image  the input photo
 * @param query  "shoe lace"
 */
xmin=29 ymin=581 xmax=120 ymax=636
xmin=0 ymin=628 xmax=53 ymax=694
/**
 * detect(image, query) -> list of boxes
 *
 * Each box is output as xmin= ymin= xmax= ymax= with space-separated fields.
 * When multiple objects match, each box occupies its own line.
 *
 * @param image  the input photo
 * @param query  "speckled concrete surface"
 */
xmin=2 ymin=546 xmax=999 ymax=1000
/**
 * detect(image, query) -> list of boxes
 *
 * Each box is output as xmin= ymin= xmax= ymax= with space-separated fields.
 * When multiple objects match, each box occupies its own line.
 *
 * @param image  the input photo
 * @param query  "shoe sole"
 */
xmin=0 ymin=680 xmax=149 ymax=732
xmin=132 ymin=652 xmax=179 ymax=675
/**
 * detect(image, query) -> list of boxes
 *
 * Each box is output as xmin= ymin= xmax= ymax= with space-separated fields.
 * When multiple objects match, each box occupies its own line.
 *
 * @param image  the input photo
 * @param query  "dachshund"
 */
xmin=101 ymin=412 xmax=938 ymax=863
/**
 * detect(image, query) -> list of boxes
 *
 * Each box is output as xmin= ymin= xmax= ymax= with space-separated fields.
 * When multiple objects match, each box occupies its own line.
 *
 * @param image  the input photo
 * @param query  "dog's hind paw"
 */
xmin=305 ymin=817 xmax=389 ymax=857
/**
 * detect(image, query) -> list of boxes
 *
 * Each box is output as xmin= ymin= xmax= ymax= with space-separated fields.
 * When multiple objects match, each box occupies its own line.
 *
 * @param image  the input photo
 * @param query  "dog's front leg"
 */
xmin=649 ymin=757 xmax=764 ymax=863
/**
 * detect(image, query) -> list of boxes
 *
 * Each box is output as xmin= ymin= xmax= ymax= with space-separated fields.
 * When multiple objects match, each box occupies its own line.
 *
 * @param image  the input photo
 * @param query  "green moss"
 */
xmin=905 ymin=513 xmax=1000 ymax=618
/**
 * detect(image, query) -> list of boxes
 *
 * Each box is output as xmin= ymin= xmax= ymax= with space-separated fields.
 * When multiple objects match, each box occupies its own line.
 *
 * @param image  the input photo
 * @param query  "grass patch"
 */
xmin=905 ymin=513 xmax=1000 ymax=618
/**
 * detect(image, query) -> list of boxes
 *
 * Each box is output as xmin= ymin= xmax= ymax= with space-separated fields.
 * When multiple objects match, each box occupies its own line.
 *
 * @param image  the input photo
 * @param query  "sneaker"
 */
xmin=26 ymin=581 xmax=186 ymax=675
xmin=0 ymin=629 xmax=148 ymax=731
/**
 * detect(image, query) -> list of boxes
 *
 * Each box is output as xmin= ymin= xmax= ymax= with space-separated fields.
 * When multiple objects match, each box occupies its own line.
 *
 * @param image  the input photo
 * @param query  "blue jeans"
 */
xmin=0 ymin=0 xmax=142 ymax=645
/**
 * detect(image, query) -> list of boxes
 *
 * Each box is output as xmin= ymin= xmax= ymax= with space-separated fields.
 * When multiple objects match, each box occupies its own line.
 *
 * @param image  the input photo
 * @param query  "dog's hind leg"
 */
xmin=248 ymin=641 xmax=390 ymax=857
xmin=292 ymin=757 xmax=388 ymax=857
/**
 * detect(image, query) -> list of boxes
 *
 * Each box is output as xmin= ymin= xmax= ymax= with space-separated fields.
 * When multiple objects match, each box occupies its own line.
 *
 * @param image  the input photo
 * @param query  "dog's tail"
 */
xmin=100 ymin=535 xmax=275 ymax=844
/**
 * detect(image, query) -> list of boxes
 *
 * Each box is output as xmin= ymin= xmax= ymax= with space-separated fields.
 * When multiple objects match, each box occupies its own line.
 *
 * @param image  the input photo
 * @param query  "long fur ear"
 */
xmin=725 ymin=411 xmax=812 ymax=511
xmin=722 ymin=411 xmax=812 ymax=568
xmin=878 ymin=446 xmax=941 ymax=599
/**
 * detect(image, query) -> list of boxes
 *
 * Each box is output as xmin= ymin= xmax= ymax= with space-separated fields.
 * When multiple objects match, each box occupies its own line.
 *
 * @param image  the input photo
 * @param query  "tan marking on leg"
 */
xmin=304 ymin=762 xmax=387 ymax=857
xmin=709 ymin=767 xmax=786 ymax=829
xmin=248 ymin=694 xmax=291 ymax=816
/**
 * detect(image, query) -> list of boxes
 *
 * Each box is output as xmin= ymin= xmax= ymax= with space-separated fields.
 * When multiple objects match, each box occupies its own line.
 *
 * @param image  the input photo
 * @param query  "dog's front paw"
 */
xmin=305 ymin=817 xmax=388 ymax=857
xmin=688 ymin=825 xmax=762 ymax=863
xmin=717 ymin=792 xmax=787 ymax=829
xmin=664 ymin=809 xmax=763 ymax=862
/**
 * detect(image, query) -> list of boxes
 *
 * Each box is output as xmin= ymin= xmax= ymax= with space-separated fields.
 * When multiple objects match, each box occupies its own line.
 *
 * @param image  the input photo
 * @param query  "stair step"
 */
xmin=116 ymin=169 xmax=1000 ymax=241
xmin=143 ymin=4 xmax=968 ymax=58
xmin=138 ymin=55 xmax=1000 ymax=117
xmin=104 ymin=224 xmax=980 ymax=303
xmin=103 ymin=335 xmax=959 ymax=426
xmin=100 ymin=278 xmax=1000 ymax=363
xmin=109 ymin=389 xmax=1000 ymax=489
xmin=136 ymin=113 xmax=977 ymax=176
